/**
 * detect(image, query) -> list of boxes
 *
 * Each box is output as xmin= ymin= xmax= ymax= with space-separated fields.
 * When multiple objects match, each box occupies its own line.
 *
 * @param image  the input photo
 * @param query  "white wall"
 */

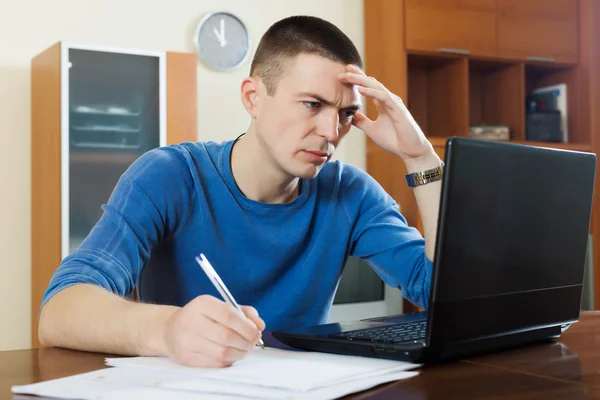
xmin=0 ymin=0 xmax=365 ymax=350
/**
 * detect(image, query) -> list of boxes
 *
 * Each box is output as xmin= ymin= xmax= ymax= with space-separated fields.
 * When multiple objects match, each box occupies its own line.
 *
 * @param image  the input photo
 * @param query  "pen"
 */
xmin=195 ymin=253 xmax=266 ymax=350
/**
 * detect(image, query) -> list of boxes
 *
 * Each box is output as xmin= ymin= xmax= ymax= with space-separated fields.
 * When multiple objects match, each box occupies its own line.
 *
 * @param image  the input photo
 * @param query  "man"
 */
xmin=38 ymin=15 xmax=443 ymax=368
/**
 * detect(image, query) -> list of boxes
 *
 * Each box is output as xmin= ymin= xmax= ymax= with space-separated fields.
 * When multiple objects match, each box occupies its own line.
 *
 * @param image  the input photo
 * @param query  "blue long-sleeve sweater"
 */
xmin=42 ymin=139 xmax=432 ymax=331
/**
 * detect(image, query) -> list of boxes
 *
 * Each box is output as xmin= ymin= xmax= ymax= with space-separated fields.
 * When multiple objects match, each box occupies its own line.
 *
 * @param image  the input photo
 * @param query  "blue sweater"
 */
xmin=42 ymin=139 xmax=432 ymax=331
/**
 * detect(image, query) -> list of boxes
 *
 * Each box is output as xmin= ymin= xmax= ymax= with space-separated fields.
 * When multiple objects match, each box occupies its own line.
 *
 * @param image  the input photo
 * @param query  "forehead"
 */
xmin=278 ymin=53 xmax=361 ymax=104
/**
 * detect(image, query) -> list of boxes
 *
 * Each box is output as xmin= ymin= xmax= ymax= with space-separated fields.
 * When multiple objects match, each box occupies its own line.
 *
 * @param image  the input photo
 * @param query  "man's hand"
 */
xmin=340 ymin=64 xmax=436 ymax=162
xmin=163 ymin=295 xmax=265 ymax=368
xmin=340 ymin=65 xmax=442 ymax=261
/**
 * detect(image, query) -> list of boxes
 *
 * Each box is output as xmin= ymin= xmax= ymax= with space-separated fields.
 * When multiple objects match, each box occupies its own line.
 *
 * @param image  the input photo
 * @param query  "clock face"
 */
xmin=194 ymin=12 xmax=250 ymax=71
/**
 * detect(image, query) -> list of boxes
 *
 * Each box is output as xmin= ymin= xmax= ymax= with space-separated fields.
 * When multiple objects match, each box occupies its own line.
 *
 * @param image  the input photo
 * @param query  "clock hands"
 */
xmin=212 ymin=18 xmax=227 ymax=47
xmin=221 ymin=18 xmax=225 ymax=45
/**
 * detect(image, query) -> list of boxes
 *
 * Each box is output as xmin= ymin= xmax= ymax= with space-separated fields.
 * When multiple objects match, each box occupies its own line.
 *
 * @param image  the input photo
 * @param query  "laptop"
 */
xmin=272 ymin=137 xmax=597 ymax=363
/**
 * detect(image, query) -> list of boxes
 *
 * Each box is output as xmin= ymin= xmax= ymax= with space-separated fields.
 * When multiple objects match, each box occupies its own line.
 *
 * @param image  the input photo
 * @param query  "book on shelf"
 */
xmin=528 ymin=83 xmax=568 ymax=142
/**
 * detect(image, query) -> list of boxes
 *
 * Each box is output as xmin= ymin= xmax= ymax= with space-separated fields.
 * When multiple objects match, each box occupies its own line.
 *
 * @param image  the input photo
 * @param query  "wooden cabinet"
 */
xmin=407 ymin=54 xmax=469 ymax=137
xmin=469 ymin=60 xmax=525 ymax=140
xmin=31 ymin=42 xmax=198 ymax=347
xmin=496 ymin=0 xmax=578 ymax=63
xmin=405 ymin=0 xmax=497 ymax=57
xmin=497 ymin=0 xmax=576 ymax=18
xmin=365 ymin=0 xmax=600 ymax=313
xmin=406 ymin=0 xmax=496 ymax=10
xmin=406 ymin=0 xmax=579 ymax=64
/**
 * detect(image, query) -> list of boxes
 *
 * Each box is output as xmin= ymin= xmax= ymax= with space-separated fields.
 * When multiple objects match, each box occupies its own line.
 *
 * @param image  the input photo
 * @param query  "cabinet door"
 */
xmin=410 ymin=0 xmax=496 ymax=10
xmin=66 ymin=47 xmax=165 ymax=256
xmin=497 ymin=0 xmax=575 ymax=18
xmin=496 ymin=0 xmax=578 ymax=63
xmin=405 ymin=0 xmax=497 ymax=57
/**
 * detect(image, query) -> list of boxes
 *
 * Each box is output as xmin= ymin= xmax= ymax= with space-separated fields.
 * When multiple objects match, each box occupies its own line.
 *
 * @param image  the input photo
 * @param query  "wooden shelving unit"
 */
xmin=405 ymin=53 xmax=584 ymax=144
xmin=407 ymin=52 xmax=469 ymax=138
xmin=364 ymin=0 xmax=600 ymax=312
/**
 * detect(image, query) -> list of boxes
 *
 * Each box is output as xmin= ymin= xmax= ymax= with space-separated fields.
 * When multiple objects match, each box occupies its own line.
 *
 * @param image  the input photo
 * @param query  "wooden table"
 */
xmin=3 ymin=311 xmax=600 ymax=399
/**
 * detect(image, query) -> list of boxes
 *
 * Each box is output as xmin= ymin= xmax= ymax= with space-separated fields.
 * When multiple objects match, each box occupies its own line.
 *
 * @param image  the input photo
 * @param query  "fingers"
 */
xmin=347 ymin=64 xmax=365 ymax=74
xmin=170 ymin=334 xmax=245 ymax=368
xmin=339 ymin=67 xmax=399 ymax=112
xmin=241 ymin=305 xmax=266 ymax=331
xmin=357 ymin=86 xmax=390 ymax=104
xmin=345 ymin=63 xmax=369 ymax=77
xmin=199 ymin=314 xmax=256 ymax=352
xmin=202 ymin=297 xmax=261 ymax=343
xmin=165 ymin=296 xmax=265 ymax=369
xmin=193 ymin=333 xmax=249 ymax=364
xmin=173 ymin=351 xmax=233 ymax=368
xmin=339 ymin=66 xmax=385 ymax=91
xmin=351 ymin=111 xmax=374 ymax=132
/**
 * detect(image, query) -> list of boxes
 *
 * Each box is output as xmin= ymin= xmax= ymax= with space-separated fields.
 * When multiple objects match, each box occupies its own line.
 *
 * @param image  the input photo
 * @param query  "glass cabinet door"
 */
xmin=65 ymin=47 xmax=165 ymax=256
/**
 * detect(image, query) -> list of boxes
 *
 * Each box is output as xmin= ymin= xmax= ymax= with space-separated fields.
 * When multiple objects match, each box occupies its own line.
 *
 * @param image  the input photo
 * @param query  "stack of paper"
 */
xmin=12 ymin=347 xmax=420 ymax=399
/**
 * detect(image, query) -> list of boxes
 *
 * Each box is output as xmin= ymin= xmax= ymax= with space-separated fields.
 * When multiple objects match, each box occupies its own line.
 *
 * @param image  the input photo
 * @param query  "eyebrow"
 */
xmin=298 ymin=92 xmax=361 ymax=111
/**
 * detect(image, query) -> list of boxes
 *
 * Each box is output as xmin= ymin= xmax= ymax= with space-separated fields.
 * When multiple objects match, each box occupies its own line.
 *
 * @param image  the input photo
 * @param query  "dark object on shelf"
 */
xmin=526 ymin=110 xmax=562 ymax=142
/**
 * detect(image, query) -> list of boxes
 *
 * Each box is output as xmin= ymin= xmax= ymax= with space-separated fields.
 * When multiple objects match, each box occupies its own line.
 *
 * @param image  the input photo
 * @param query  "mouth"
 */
xmin=303 ymin=150 xmax=331 ymax=164
xmin=307 ymin=150 xmax=329 ymax=157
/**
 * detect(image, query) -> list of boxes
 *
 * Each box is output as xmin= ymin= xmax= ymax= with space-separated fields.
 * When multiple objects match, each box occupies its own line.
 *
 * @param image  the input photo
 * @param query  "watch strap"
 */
xmin=405 ymin=162 xmax=445 ymax=188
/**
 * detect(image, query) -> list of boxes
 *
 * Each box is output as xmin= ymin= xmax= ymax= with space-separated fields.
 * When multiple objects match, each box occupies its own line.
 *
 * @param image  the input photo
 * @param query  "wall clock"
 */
xmin=193 ymin=12 xmax=251 ymax=71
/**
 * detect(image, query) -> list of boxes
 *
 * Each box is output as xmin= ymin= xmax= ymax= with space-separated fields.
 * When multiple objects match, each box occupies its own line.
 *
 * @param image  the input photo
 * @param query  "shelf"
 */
xmin=525 ymin=64 xmax=580 ymax=143
xmin=406 ymin=49 xmax=465 ymax=63
xmin=407 ymin=53 xmax=469 ymax=138
xmin=408 ymin=50 xmax=576 ymax=69
xmin=429 ymin=136 xmax=593 ymax=152
xmin=70 ymin=151 xmax=140 ymax=165
xmin=72 ymin=125 xmax=140 ymax=133
xmin=71 ymin=105 xmax=140 ymax=117
xmin=404 ymin=51 xmax=580 ymax=145
xmin=469 ymin=60 xmax=525 ymax=140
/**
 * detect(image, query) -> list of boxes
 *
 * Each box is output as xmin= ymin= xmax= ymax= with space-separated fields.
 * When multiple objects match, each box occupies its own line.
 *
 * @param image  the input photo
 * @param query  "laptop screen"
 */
xmin=429 ymin=138 xmax=596 ymax=344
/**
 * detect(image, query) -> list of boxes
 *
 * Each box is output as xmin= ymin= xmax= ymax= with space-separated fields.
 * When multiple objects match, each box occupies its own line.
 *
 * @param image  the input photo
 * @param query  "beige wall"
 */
xmin=0 ymin=0 xmax=365 ymax=350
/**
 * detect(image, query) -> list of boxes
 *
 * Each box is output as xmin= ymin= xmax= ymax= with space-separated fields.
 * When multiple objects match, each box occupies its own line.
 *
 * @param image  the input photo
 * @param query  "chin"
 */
xmin=283 ymin=154 xmax=329 ymax=180
xmin=298 ymin=171 xmax=320 ymax=180
xmin=284 ymin=163 xmax=320 ymax=180
xmin=296 ymin=165 xmax=324 ymax=180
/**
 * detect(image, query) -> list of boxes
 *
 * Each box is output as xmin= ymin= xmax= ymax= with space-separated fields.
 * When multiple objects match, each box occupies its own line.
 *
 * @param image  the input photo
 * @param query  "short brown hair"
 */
xmin=250 ymin=16 xmax=363 ymax=96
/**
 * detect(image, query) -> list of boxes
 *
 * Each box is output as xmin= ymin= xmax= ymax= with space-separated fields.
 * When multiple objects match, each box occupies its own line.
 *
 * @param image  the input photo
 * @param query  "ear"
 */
xmin=240 ymin=76 xmax=261 ymax=118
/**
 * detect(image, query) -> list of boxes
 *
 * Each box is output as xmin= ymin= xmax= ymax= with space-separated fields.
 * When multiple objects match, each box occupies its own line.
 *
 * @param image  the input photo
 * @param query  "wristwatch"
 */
xmin=405 ymin=162 xmax=445 ymax=188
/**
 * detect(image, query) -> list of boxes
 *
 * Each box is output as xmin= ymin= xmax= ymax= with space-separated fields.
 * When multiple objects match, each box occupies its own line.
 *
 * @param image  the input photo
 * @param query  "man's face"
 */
xmin=253 ymin=53 xmax=362 ymax=180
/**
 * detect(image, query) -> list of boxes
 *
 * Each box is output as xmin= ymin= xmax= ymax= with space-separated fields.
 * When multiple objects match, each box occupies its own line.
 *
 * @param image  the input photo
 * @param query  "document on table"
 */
xmin=12 ymin=346 xmax=421 ymax=400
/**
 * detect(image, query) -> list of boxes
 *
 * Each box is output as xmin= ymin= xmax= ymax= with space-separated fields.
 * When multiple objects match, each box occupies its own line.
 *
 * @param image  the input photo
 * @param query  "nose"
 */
xmin=317 ymin=111 xmax=340 ymax=142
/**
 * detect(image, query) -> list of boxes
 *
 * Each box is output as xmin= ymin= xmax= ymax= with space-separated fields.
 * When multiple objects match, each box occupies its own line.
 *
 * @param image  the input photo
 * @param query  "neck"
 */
xmin=230 ymin=125 xmax=300 ymax=204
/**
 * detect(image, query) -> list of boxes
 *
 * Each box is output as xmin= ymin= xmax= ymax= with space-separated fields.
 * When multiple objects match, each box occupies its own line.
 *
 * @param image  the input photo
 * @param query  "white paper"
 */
xmin=12 ymin=346 xmax=421 ymax=400
xmin=105 ymin=346 xmax=420 ymax=392
xmin=12 ymin=366 xmax=418 ymax=400
xmin=11 ymin=372 xmax=128 ymax=399
xmin=11 ymin=371 xmax=251 ymax=400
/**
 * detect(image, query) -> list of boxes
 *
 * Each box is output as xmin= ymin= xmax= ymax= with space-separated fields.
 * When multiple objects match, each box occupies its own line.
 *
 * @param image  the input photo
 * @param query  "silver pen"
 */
xmin=195 ymin=253 xmax=266 ymax=350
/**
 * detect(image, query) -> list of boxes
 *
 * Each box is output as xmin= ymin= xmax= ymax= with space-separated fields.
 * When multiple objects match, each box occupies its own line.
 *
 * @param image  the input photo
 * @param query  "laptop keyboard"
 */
xmin=330 ymin=321 xmax=427 ymax=344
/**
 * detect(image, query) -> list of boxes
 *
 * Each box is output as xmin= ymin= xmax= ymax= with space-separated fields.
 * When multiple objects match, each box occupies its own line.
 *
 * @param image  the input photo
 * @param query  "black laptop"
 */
xmin=272 ymin=137 xmax=597 ymax=363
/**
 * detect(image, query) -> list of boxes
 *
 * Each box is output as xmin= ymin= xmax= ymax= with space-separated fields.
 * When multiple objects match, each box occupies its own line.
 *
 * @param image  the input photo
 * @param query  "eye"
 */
xmin=342 ymin=110 xmax=356 ymax=120
xmin=303 ymin=101 xmax=321 ymax=110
